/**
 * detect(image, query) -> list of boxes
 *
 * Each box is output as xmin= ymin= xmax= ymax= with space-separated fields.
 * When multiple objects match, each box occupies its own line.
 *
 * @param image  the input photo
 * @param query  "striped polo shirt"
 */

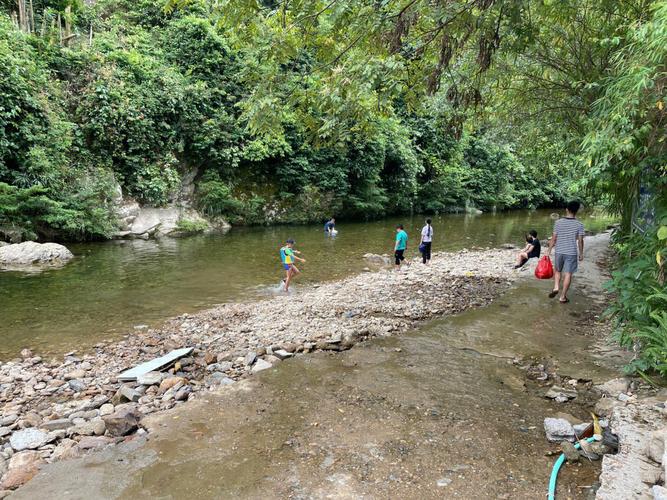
xmin=553 ymin=217 xmax=585 ymax=256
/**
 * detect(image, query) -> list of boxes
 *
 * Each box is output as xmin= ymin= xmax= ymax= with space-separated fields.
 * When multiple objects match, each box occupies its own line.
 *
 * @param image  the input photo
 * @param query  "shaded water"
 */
xmin=0 ymin=210 xmax=613 ymax=358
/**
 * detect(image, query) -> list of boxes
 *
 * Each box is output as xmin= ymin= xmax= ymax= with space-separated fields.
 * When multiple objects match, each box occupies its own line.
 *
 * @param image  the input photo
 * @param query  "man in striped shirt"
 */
xmin=547 ymin=201 xmax=585 ymax=303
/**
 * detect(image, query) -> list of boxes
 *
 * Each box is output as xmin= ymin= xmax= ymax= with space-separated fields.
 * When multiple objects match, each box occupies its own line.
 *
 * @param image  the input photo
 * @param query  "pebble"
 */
xmin=251 ymin=359 xmax=273 ymax=373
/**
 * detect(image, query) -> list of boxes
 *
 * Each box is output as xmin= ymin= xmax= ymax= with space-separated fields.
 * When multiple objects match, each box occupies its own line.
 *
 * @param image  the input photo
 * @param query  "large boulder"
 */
xmin=0 ymin=241 xmax=73 ymax=270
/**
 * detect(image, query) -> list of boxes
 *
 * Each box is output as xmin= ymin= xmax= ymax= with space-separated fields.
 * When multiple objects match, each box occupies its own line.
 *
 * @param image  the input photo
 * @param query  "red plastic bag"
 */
xmin=535 ymin=256 xmax=554 ymax=279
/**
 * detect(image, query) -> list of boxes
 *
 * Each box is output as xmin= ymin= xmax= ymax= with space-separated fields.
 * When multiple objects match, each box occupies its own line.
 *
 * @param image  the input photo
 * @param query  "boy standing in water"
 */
xmin=280 ymin=239 xmax=306 ymax=292
xmin=394 ymin=224 xmax=408 ymax=270
xmin=547 ymin=201 xmax=585 ymax=303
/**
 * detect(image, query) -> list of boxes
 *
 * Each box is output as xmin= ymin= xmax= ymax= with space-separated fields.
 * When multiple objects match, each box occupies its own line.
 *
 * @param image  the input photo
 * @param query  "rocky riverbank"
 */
xmin=0 ymin=247 xmax=517 ymax=492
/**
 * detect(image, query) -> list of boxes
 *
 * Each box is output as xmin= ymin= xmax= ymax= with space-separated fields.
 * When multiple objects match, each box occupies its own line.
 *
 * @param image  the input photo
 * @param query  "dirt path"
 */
xmin=12 ymin=234 xmax=621 ymax=499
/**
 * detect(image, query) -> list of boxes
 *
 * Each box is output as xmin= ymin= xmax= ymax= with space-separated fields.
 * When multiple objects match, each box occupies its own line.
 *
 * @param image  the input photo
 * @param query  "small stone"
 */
xmin=136 ymin=371 xmax=164 ymax=386
xmin=68 ymin=379 xmax=86 ymax=392
xmin=594 ymin=378 xmax=631 ymax=397
xmin=327 ymin=333 xmax=342 ymax=344
xmin=204 ymin=352 xmax=216 ymax=365
xmin=653 ymin=485 xmax=667 ymax=500
xmin=102 ymin=405 xmax=142 ymax=437
xmin=174 ymin=386 xmax=191 ymax=401
xmin=205 ymin=373 xmax=234 ymax=387
xmin=51 ymin=439 xmax=79 ymax=461
xmin=646 ymin=429 xmax=667 ymax=463
xmin=282 ymin=343 xmax=298 ymax=353
xmin=40 ymin=418 xmax=72 ymax=432
xmin=545 ymin=385 xmax=577 ymax=401
xmin=64 ymin=370 xmax=86 ymax=381
xmin=544 ymin=418 xmax=575 ymax=443
xmin=77 ymin=436 xmax=112 ymax=450
xmin=273 ymin=349 xmax=293 ymax=360
xmin=579 ymin=440 xmax=601 ymax=460
xmin=99 ymin=404 xmax=114 ymax=417
xmin=595 ymin=398 xmax=618 ymax=417
xmin=560 ymin=441 xmax=580 ymax=462
xmin=112 ymin=385 xmax=141 ymax=405
xmin=251 ymin=359 xmax=272 ymax=373
xmin=244 ymin=352 xmax=257 ymax=366
xmin=20 ymin=349 xmax=33 ymax=359
xmin=0 ymin=428 xmax=10 ymax=438
xmin=0 ymin=415 xmax=17 ymax=427
xmin=9 ymin=428 xmax=49 ymax=451
xmin=70 ymin=418 xmax=105 ymax=437
xmin=436 ymin=478 xmax=452 ymax=487
xmin=158 ymin=377 xmax=185 ymax=394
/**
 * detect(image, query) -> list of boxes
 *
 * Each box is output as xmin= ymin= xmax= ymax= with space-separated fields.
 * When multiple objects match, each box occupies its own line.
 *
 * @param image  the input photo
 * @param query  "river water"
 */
xmin=13 ymin=232 xmax=622 ymax=499
xmin=0 ymin=210 xmax=613 ymax=358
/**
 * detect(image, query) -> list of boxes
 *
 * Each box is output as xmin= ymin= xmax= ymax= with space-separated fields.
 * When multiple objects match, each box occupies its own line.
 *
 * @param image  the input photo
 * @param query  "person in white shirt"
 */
xmin=419 ymin=218 xmax=433 ymax=264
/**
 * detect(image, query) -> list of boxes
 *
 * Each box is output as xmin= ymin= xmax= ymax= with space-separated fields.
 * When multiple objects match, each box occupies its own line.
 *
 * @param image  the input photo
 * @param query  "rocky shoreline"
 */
xmin=0 ymin=247 xmax=518 ymax=492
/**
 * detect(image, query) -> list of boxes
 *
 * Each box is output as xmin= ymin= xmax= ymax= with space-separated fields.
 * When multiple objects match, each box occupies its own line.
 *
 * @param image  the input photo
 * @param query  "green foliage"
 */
xmin=196 ymin=172 xmax=243 ymax=218
xmin=0 ymin=182 xmax=115 ymax=241
xmin=175 ymin=217 xmax=208 ymax=233
xmin=606 ymin=209 xmax=667 ymax=375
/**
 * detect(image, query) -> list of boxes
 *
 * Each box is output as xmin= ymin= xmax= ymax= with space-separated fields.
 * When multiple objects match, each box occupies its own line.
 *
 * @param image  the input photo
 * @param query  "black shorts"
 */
xmin=395 ymin=249 xmax=405 ymax=265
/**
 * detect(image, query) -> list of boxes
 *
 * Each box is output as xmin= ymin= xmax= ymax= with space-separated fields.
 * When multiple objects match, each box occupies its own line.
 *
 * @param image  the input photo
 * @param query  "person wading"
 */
xmin=280 ymin=239 xmax=306 ymax=292
xmin=394 ymin=224 xmax=408 ymax=270
xmin=419 ymin=218 xmax=433 ymax=265
xmin=547 ymin=201 xmax=585 ymax=303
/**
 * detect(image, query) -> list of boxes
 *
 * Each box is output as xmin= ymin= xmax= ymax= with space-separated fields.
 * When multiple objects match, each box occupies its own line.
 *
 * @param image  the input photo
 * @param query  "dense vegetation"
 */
xmin=0 ymin=0 xmax=665 ymax=373
xmin=0 ymin=0 xmax=575 ymax=242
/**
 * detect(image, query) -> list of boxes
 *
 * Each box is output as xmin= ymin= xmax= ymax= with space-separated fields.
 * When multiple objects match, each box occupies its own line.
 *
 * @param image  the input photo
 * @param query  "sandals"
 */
xmin=548 ymin=290 xmax=559 ymax=299
xmin=559 ymin=298 xmax=570 ymax=304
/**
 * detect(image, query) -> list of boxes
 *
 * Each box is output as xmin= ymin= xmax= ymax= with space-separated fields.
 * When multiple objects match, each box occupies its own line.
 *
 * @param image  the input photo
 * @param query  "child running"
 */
xmin=280 ymin=238 xmax=306 ymax=292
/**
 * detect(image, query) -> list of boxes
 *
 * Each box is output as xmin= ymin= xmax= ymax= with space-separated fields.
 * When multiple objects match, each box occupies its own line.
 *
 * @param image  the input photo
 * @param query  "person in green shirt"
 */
xmin=394 ymin=224 xmax=408 ymax=269
xmin=279 ymin=238 xmax=306 ymax=292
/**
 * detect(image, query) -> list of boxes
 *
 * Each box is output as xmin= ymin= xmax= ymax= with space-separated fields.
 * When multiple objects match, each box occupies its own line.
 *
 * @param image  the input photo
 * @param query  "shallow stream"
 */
xmin=13 ymin=232 xmax=620 ymax=499
xmin=0 ymin=210 xmax=613 ymax=358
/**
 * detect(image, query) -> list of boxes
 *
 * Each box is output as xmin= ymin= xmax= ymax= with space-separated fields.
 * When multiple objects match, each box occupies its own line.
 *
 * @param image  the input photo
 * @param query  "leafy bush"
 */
xmin=196 ymin=173 xmax=243 ymax=217
xmin=0 ymin=182 xmax=115 ymax=241
xmin=131 ymin=159 xmax=181 ymax=206
xmin=175 ymin=218 xmax=208 ymax=233
xmin=607 ymin=209 xmax=667 ymax=376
